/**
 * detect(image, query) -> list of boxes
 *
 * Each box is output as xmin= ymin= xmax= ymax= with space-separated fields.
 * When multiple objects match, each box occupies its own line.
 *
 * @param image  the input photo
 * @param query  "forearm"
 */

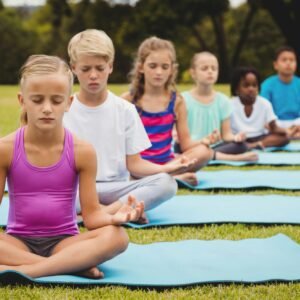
xmin=128 ymin=158 xmax=166 ymax=177
xmin=83 ymin=209 xmax=115 ymax=230
xmin=222 ymin=132 xmax=235 ymax=142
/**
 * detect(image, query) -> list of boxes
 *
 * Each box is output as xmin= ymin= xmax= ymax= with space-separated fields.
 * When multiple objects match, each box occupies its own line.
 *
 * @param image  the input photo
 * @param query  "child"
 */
xmin=0 ymin=55 xmax=144 ymax=279
xmin=181 ymin=51 xmax=258 ymax=161
xmin=122 ymin=37 xmax=216 ymax=186
xmin=231 ymin=66 xmax=289 ymax=149
xmin=261 ymin=46 xmax=300 ymax=138
xmin=64 ymin=30 xmax=190 ymax=222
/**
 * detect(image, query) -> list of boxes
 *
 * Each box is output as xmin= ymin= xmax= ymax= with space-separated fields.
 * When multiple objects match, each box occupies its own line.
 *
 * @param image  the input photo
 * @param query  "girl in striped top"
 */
xmin=122 ymin=37 xmax=217 ymax=186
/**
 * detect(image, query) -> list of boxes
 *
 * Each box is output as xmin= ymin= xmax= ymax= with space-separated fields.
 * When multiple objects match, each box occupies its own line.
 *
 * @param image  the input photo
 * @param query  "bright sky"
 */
xmin=3 ymin=0 xmax=247 ymax=7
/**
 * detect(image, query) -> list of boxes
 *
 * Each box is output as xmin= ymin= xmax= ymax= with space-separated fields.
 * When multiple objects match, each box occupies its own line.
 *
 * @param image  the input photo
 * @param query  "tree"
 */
xmin=0 ymin=9 xmax=38 ymax=83
xmin=260 ymin=0 xmax=300 ymax=72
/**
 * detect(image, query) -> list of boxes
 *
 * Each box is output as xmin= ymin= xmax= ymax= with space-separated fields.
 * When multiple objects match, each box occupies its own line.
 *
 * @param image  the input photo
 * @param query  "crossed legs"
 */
xmin=0 ymin=225 xmax=128 ymax=278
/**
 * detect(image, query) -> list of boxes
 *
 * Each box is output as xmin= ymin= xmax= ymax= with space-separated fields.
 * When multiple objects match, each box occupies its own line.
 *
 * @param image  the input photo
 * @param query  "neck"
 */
xmin=278 ymin=73 xmax=293 ymax=84
xmin=25 ymin=125 xmax=64 ymax=147
xmin=194 ymin=83 xmax=214 ymax=96
xmin=77 ymin=89 xmax=108 ymax=107
xmin=144 ymin=81 xmax=168 ymax=98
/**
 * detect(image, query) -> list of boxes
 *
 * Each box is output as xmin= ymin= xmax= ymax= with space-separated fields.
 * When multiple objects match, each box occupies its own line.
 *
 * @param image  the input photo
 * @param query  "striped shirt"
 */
xmin=135 ymin=92 xmax=176 ymax=164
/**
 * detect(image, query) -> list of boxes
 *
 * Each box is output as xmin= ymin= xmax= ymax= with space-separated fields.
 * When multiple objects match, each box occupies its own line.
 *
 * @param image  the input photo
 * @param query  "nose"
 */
xmin=42 ymin=101 xmax=52 ymax=114
xmin=89 ymin=68 xmax=98 ymax=80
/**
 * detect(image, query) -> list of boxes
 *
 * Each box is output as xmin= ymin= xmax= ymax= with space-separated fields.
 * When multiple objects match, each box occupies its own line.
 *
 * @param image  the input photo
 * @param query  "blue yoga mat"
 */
xmin=209 ymin=152 xmax=300 ymax=166
xmin=176 ymin=170 xmax=300 ymax=190
xmin=0 ymin=234 xmax=300 ymax=286
xmin=265 ymin=142 xmax=300 ymax=152
xmin=2 ymin=195 xmax=300 ymax=228
xmin=127 ymin=195 xmax=300 ymax=228
xmin=0 ymin=197 xmax=8 ymax=227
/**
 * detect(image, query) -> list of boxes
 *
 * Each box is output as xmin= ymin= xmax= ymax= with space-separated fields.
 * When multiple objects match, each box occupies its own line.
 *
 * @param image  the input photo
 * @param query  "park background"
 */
xmin=0 ymin=0 xmax=299 ymax=84
xmin=1 ymin=0 xmax=300 ymax=299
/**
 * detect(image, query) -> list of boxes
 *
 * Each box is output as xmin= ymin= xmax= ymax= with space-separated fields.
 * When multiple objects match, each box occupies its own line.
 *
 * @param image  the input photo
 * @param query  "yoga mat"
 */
xmin=208 ymin=152 xmax=300 ymax=166
xmin=127 ymin=195 xmax=300 ymax=228
xmin=0 ymin=234 xmax=300 ymax=287
xmin=2 ymin=195 xmax=300 ymax=228
xmin=176 ymin=170 xmax=300 ymax=190
xmin=0 ymin=197 xmax=8 ymax=227
xmin=265 ymin=142 xmax=300 ymax=152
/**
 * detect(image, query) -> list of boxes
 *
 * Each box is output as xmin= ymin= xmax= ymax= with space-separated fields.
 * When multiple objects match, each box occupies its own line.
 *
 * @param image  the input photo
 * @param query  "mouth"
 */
xmin=40 ymin=118 xmax=54 ymax=122
xmin=88 ymin=83 xmax=100 ymax=88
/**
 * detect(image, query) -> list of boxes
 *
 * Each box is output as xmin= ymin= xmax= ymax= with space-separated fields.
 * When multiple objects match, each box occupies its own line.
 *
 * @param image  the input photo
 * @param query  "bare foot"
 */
xmin=233 ymin=152 xmax=259 ymax=162
xmin=287 ymin=126 xmax=300 ymax=139
xmin=174 ymin=172 xmax=198 ymax=186
xmin=133 ymin=212 xmax=149 ymax=224
xmin=247 ymin=141 xmax=264 ymax=150
xmin=74 ymin=266 xmax=104 ymax=279
xmin=0 ymin=265 xmax=18 ymax=273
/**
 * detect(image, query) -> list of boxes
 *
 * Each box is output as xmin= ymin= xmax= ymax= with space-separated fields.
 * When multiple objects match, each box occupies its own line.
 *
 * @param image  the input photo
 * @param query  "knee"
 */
xmin=156 ymin=173 xmax=178 ymax=199
xmin=198 ymin=144 xmax=213 ymax=162
xmin=105 ymin=225 xmax=129 ymax=254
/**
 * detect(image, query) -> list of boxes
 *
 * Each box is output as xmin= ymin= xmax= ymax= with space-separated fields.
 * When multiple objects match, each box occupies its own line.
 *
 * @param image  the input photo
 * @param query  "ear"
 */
xmin=137 ymin=62 xmax=144 ymax=74
xmin=108 ymin=62 xmax=113 ymax=74
xmin=65 ymin=95 xmax=74 ymax=112
xmin=189 ymin=68 xmax=196 ymax=80
xmin=71 ymin=64 xmax=77 ymax=75
xmin=18 ymin=92 xmax=25 ymax=107
xmin=273 ymin=61 xmax=278 ymax=71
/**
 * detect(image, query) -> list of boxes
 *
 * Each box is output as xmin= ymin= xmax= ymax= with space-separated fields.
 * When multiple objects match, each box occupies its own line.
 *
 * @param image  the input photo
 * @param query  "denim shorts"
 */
xmin=9 ymin=234 xmax=73 ymax=257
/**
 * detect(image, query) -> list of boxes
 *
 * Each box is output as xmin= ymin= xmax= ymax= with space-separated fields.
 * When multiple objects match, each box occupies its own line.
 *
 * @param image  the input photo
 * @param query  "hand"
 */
xmin=111 ymin=195 xmax=145 ymax=224
xmin=234 ymin=132 xmax=246 ymax=142
xmin=201 ymin=129 xmax=221 ymax=146
xmin=164 ymin=155 xmax=196 ymax=175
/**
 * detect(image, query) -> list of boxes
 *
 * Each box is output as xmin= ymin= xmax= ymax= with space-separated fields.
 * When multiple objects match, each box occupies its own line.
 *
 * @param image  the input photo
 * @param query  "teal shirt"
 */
xmin=182 ymin=91 xmax=232 ymax=140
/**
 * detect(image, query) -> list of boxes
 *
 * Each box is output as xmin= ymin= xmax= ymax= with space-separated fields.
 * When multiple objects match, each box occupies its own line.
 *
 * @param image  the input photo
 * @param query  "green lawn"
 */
xmin=0 ymin=84 xmax=300 ymax=299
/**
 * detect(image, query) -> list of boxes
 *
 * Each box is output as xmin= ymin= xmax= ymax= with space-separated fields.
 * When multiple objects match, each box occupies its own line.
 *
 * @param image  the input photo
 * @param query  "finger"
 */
xmin=127 ymin=195 xmax=134 ymax=207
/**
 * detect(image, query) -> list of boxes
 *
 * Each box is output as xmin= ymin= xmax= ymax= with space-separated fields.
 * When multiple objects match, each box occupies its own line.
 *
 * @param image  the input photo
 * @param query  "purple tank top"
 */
xmin=7 ymin=127 xmax=79 ymax=237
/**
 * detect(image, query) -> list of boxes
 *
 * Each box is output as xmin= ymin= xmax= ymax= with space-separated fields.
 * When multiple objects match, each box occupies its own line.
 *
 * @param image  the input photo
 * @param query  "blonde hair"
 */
xmin=129 ymin=36 xmax=178 ymax=101
xmin=20 ymin=54 xmax=73 ymax=125
xmin=190 ymin=51 xmax=218 ymax=69
xmin=68 ymin=29 xmax=115 ymax=65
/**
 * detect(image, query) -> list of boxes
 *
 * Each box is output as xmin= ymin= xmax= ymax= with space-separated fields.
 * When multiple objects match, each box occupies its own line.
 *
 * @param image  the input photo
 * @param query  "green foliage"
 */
xmin=0 ymin=9 xmax=38 ymax=84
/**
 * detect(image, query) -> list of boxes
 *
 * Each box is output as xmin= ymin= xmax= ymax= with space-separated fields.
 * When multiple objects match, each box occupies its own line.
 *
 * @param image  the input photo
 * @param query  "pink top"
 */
xmin=6 ymin=127 xmax=79 ymax=237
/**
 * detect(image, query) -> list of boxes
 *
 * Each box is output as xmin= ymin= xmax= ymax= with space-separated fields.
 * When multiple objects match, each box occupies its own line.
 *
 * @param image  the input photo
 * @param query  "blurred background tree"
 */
xmin=0 ymin=0 xmax=296 ymax=84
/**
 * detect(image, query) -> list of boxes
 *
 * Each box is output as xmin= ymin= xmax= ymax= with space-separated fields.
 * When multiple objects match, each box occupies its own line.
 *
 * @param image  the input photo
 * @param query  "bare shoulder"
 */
xmin=72 ymin=135 xmax=97 ymax=171
xmin=120 ymin=91 xmax=133 ymax=102
xmin=0 ymin=132 xmax=17 ymax=167
xmin=174 ymin=92 xmax=186 ymax=115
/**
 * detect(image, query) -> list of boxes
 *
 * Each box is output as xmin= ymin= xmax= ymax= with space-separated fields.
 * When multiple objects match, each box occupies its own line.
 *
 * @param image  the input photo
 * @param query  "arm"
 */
xmin=221 ymin=118 xmax=245 ymax=142
xmin=0 ymin=135 xmax=14 ymax=205
xmin=75 ymin=138 xmax=144 ymax=230
xmin=126 ymin=153 xmax=192 ymax=177
xmin=175 ymin=95 xmax=203 ymax=151
xmin=268 ymin=120 xmax=288 ymax=135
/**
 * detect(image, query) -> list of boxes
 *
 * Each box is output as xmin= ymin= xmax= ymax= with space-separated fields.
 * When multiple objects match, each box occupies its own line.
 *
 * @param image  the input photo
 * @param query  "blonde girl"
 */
xmin=0 ymin=55 xmax=144 ymax=279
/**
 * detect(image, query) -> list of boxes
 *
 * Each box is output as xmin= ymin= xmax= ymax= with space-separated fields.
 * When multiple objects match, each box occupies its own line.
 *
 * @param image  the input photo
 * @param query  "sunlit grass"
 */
xmin=0 ymin=84 xmax=300 ymax=299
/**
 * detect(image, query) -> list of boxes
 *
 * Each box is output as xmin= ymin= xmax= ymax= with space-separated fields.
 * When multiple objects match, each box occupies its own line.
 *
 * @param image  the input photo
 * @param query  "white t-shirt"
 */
xmin=63 ymin=91 xmax=151 ymax=182
xmin=231 ymin=95 xmax=277 ymax=138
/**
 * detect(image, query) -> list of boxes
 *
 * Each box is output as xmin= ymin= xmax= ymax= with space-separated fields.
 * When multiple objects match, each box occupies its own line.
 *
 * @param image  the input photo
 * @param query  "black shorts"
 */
xmin=9 ymin=234 xmax=72 ymax=257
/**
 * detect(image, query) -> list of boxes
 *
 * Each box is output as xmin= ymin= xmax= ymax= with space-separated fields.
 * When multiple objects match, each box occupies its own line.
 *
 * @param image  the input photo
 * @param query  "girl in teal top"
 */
xmin=179 ymin=52 xmax=258 ymax=162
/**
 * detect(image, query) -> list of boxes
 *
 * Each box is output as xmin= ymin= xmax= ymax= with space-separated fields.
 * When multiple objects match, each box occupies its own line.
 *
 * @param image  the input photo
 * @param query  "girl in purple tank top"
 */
xmin=0 ymin=55 xmax=144 ymax=279
xmin=122 ymin=37 xmax=218 ymax=186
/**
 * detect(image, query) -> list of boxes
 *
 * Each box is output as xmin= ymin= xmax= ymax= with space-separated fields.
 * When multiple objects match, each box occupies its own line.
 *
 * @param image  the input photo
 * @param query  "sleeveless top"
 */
xmin=6 ymin=127 xmax=79 ymax=237
xmin=135 ymin=92 xmax=176 ymax=164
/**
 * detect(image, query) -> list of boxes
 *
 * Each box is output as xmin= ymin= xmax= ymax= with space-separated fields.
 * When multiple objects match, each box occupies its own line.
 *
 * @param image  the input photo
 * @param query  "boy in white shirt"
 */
xmin=64 ymin=29 xmax=190 ymax=223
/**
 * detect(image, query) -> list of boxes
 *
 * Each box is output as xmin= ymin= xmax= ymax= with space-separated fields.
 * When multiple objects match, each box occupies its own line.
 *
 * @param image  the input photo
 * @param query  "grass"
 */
xmin=0 ymin=84 xmax=300 ymax=299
